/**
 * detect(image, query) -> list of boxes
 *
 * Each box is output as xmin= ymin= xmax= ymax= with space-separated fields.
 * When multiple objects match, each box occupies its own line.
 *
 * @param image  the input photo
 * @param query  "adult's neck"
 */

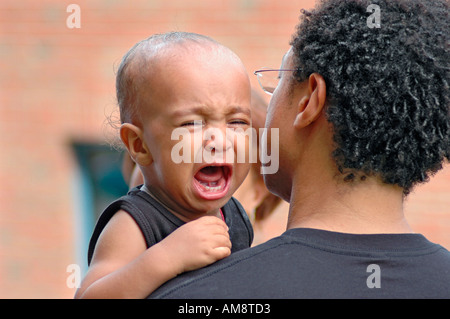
xmin=286 ymin=172 xmax=413 ymax=235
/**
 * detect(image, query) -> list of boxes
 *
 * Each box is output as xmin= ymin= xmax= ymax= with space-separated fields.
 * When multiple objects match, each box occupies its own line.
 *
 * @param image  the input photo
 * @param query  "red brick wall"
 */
xmin=0 ymin=0 xmax=448 ymax=298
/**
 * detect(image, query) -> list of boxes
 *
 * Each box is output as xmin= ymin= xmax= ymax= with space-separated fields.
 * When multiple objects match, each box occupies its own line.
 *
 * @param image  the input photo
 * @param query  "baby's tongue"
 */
xmin=195 ymin=166 xmax=223 ymax=184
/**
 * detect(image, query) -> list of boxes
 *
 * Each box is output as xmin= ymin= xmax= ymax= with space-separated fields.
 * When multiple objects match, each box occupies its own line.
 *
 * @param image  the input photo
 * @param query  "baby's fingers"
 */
xmin=209 ymin=231 xmax=232 ymax=259
xmin=212 ymin=246 xmax=231 ymax=260
xmin=196 ymin=215 xmax=229 ymax=231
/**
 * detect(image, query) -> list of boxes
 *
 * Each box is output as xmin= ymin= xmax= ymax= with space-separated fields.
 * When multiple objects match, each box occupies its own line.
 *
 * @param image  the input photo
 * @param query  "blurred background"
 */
xmin=0 ymin=0 xmax=448 ymax=298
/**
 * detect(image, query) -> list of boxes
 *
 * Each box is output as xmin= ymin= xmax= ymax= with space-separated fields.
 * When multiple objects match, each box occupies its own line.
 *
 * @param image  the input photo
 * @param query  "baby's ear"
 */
xmin=120 ymin=123 xmax=153 ymax=166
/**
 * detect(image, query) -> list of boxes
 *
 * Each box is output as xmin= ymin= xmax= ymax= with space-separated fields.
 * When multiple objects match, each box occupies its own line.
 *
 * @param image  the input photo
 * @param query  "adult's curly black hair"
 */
xmin=290 ymin=0 xmax=449 ymax=195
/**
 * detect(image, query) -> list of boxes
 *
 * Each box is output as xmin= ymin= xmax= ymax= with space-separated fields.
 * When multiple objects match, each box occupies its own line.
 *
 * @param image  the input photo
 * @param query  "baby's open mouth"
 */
xmin=193 ymin=165 xmax=231 ymax=199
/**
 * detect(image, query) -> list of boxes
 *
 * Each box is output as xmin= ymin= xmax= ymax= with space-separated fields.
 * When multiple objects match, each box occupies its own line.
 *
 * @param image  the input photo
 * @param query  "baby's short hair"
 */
xmin=115 ymin=32 xmax=220 ymax=124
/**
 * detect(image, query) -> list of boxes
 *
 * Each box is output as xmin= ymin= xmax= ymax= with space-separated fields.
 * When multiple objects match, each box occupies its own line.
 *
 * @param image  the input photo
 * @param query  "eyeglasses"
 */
xmin=254 ymin=68 xmax=297 ymax=95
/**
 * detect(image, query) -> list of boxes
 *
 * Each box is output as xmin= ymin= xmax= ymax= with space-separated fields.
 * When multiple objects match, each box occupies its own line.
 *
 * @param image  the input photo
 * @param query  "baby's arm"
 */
xmin=75 ymin=210 xmax=231 ymax=299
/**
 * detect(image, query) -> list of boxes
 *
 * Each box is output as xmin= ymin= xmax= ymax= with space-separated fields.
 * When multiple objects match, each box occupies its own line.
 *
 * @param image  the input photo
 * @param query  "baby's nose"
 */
xmin=203 ymin=127 xmax=232 ymax=153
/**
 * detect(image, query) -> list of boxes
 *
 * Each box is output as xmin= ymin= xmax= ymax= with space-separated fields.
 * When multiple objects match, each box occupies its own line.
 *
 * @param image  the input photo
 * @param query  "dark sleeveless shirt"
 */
xmin=87 ymin=186 xmax=253 ymax=265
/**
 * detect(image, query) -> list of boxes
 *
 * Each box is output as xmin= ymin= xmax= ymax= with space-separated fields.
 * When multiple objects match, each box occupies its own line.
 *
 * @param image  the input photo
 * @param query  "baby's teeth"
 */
xmin=200 ymin=181 xmax=223 ymax=191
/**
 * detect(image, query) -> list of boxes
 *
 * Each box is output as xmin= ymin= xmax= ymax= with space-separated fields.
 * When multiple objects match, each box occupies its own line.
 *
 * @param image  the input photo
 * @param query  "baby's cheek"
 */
xmin=229 ymin=130 xmax=253 ymax=164
xmin=233 ymin=162 xmax=252 ymax=186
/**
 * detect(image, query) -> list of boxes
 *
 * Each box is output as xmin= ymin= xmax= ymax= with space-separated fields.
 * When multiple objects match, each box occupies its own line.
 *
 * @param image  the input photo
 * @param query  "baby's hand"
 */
xmin=158 ymin=216 xmax=232 ymax=274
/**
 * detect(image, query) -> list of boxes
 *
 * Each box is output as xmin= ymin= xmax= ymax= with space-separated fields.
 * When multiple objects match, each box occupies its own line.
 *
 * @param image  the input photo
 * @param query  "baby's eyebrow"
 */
xmin=171 ymin=106 xmax=206 ymax=118
xmin=171 ymin=105 xmax=251 ymax=117
xmin=226 ymin=106 xmax=251 ymax=117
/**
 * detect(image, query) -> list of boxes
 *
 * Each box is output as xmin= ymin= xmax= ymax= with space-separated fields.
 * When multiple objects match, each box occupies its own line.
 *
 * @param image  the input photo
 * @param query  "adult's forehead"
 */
xmin=280 ymin=47 xmax=294 ymax=68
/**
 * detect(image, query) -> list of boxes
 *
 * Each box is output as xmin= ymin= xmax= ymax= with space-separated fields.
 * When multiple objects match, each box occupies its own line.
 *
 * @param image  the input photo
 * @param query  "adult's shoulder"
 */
xmin=148 ymin=234 xmax=288 ymax=299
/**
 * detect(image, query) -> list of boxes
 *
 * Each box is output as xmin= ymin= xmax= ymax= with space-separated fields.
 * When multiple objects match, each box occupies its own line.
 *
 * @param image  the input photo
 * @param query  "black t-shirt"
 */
xmin=87 ymin=186 xmax=253 ymax=265
xmin=150 ymin=228 xmax=450 ymax=298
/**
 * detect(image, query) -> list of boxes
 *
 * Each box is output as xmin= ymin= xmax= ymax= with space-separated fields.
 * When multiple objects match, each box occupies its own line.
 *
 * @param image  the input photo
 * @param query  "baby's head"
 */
xmin=117 ymin=32 xmax=252 ymax=220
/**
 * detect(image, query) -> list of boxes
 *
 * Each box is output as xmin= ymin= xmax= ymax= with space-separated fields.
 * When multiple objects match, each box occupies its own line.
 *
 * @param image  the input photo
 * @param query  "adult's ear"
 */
xmin=293 ymin=73 xmax=327 ymax=129
xmin=120 ymin=123 xmax=153 ymax=166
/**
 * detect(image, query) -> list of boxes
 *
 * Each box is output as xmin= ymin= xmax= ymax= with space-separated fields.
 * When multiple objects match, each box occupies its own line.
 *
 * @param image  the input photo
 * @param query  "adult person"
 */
xmin=233 ymin=88 xmax=289 ymax=246
xmin=150 ymin=0 xmax=450 ymax=298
